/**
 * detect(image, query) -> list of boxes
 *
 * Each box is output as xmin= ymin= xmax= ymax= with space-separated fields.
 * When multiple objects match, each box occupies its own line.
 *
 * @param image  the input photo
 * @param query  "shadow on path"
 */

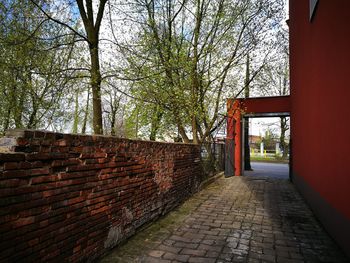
xmin=98 ymin=175 xmax=348 ymax=263
xmin=245 ymin=162 xmax=289 ymax=179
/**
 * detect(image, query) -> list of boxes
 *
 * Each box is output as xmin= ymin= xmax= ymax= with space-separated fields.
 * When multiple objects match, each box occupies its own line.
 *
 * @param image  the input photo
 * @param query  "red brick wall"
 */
xmin=0 ymin=130 xmax=202 ymax=262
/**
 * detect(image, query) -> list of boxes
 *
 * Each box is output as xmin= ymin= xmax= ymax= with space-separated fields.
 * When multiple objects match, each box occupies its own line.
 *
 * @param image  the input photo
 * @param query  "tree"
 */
xmin=0 ymin=0 xmax=78 ymax=133
xmin=103 ymin=86 xmax=122 ymax=136
xmin=253 ymin=18 xmax=289 ymax=157
xmin=76 ymin=0 xmax=107 ymax=134
xmin=30 ymin=0 xmax=108 ymax=134
xmin=114 ymin=0 xmax=284 ymax=144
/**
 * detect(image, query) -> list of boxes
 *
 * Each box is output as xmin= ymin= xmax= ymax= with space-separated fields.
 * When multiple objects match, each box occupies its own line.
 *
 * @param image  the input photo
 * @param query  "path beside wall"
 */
xmin=0 ymin=130 xmax=203 ymax=262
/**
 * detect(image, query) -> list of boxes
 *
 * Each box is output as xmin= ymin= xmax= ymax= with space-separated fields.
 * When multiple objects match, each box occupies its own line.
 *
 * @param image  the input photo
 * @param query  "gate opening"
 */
xmin=225 ymin=96 xmax=291 ymax=178
xmin=242 ymin=116 xmax=290 ymax=179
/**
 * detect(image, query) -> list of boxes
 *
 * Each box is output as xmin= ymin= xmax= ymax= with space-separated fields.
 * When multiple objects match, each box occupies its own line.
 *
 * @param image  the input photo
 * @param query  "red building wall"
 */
xmin=290 ymin=0 xmax=350 ymax=253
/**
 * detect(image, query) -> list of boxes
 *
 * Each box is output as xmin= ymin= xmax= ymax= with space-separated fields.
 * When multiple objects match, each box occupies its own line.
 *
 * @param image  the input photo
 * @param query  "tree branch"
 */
xmin=30 ymin=0 xmax=89 ymax=42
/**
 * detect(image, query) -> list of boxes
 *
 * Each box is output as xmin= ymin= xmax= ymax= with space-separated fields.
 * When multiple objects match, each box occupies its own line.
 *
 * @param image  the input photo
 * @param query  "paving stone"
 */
xmin=247 ymin=258 xmax=260 ymax=263
xmin=180 ymin=248 xmax=206 ymax=257
xmin=197 ymin=244 xmax=222 ymax=252
xmin=148 ymin=250 xmax=165 ymax=258
xmin=188 ymin=257 xmax=216 ymax=263
xmin=157 ymin=245 xmax=181 ymax=254
xmin=261 ymin=253 xmax=276 ymax=262
xmin=218 ymin=253 xmax=233 ymax=261
xmin=205 ymin=250 xmax=220 ymax=258
xmin=182 ymin=232 xmax=205 ymax=241
xmin=143 ymin=256 xmax=171 ymax=263
xmin=162 ymin=252 xmax=189 ymax=262
xmin=173 ymin=242 xmax=198 ymax=249
xmin=98 ymin=175 xmax=349 ymax=263
xmin=198 ymin=229 xmax=220 ymax=236
xmin=276 ymin=257 xmax=303 ymax=263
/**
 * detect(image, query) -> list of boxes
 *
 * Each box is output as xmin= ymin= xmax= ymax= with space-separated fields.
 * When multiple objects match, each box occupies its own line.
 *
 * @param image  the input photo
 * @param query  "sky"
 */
xmin=250 ymin=0 xmax=290 ymax=139
xmin=285 ymin=0 xmax=289 ymax=18
xmin=250 ymin=117 xmax=290 ymax=138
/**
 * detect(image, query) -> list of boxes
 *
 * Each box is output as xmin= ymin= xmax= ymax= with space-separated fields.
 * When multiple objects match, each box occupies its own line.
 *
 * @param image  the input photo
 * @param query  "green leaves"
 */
xmin=0 ymin=0 xmax=79 ymax=133
xmin=118 ymin=0 xmax=284 ymax=143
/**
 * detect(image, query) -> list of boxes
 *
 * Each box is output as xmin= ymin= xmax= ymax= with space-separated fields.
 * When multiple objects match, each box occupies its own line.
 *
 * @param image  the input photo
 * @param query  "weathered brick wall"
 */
xmin=0 ymin=129 xmax=203 ymax=262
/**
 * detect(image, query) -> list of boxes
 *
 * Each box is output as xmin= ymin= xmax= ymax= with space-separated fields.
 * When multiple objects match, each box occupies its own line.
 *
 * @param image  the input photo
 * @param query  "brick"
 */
xmin=51 ymin=159 xmax=80 ymax=167
xmin=2 ymin=169 xmax=29 ymax=178
xmin=4 ymin=129 xmax=33 ymax=138
xmin=30 ymin=168 xmax=50 ymax=176
xmin=3 ymin=161 xmax=37 ymax=170
xmin=14 ymin=145 xmax=40 ymax=153
xmin=0 ymin=178 xmax=28 ymax=188
xmin=0 ymin=153 xmax=25 ymax=162
xmin=54 ymin=139 xmax=67 ymax=147
xmin=80 ymin=153 xmax=107 ymax=159
xmin=0 ymin=130 xmax=203 ymax=263
xmin=58 ymin=170 xmax=96 ymax=180
xmin=3 ymin=162 xmax=18 ymax=170
xmin=12 ymin=216 xmax=35 ymax=228
xmin=31 ymin=175 xmax=57 ymax=184
xmin=28 ymin=152 xmax=69 ymax=161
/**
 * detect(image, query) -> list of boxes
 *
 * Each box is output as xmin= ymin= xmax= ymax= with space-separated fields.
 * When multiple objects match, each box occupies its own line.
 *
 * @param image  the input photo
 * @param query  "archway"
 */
xmin=225 ymin=96 xmax=291 ymax=178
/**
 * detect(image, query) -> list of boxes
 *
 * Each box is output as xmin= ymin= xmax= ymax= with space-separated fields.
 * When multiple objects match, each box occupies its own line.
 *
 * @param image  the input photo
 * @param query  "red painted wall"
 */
xmin=227 ymin=100 xmax=242 ymax=176
xmin=290 ymin=0 xmax=350 ymax=220
xmin=240 ymin=96 xmax=291 ymax=115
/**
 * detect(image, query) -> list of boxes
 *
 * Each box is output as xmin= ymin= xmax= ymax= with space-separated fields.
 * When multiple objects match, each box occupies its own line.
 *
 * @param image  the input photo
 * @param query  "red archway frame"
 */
xmin=227 ymin=96 xmax=291 ymax=176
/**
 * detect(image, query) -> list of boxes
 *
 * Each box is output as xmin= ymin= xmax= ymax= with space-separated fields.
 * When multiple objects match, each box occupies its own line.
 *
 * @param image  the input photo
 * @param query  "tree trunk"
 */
xmin=244 ymin=54 xmax=252 ymax=170
xmin=280 ymin=117 xmax=288 ymax=158
xmin=110 ymin=111 xmax=116 ymax=136
xmin=13 ymin=83 xmax=25 ymax=129
xmin=178 ymin=124 xmax=190 ymax=143
xmin=191 ymin=116 xmax=199 ymax=144
xmin=3 ymin=108 xmax=11 ymax=134
xmin=135 ymin=107 xmax=139 ymax=138
xmin=244 ymin=118 xmax=252 ymax=170
xmin=190 ymin=0 xmax=201 ymax=145
xmin=72 ymin=91 xmax=79 ymax=133
xmin=149 ymin=105 xmax=163 ymax=141
xmin=27 ymin=107 xmax=37 ymax=129
xmin=89 ymin=45 xmax=103 ymax=134
xmin=81 ymin=87 xmax=90 ymax=134
xmin=76 ymin=0 xmax=107 ymax=135
xmin=110 ymin=95 xmax=120 ymax=136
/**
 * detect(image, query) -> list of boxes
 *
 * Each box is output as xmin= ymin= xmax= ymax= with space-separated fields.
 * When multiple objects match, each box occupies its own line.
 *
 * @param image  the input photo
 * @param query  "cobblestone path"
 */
xmin=99 ymin=175 xmax=349 ymax=263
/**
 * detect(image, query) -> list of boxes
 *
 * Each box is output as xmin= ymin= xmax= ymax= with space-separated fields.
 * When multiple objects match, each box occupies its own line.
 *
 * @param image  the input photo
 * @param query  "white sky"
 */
xmin=285 ymin=0 xmax=289 ymax=18
xmin=250 ymin=117 xmax=290 ymax=138
xmin=249 ymin=0 xmax=290 ymax=138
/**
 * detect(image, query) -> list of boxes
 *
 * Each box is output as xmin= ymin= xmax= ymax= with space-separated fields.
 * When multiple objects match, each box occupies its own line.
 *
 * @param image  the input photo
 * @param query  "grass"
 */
xmin=250 ymin=155 xmax=289 ymax=164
